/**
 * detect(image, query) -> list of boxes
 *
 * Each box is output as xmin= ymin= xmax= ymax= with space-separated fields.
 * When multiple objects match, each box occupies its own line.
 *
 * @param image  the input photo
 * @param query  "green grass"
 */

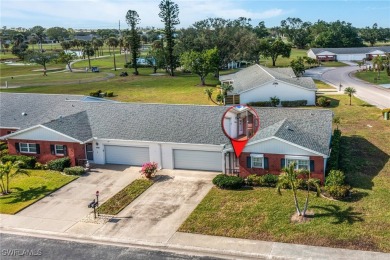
xmin=354 ymin=71 xmax=390 ymax=84
xmin=98 ymin=179 xmax=153 ymax=215
xmin=0 ymin=170 xmax=77 ymax=214
xmin=314 ymin=79 xmax=336 ymax=89
xmin=319 ymin=61 xmax=349 ymax=67
xmin=180 ymin=94 xmax=390 ymax=252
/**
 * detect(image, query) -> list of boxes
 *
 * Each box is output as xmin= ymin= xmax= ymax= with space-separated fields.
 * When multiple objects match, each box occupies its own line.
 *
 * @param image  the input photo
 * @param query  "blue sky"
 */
xmin=1 ymin=0 xmax=389 ymax=30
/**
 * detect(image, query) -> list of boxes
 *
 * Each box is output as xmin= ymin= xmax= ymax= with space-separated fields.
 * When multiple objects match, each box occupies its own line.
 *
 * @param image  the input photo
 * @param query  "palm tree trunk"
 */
xmin=6 ymin=172 xmax=10 ymax=193
xmin=88 ymin=56 xmax=91 ymax=69
xmin=113 ymin=51 xmax=116 ymax=71
xmin=292 ymin=190 xmax=302 ymax=216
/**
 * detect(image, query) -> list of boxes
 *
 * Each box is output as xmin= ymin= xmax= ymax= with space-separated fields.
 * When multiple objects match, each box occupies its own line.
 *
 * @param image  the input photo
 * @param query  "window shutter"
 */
xmin=50 ymin=145 xmax=55 ymax=155
xmin=281 ymin=158 xmax=285 ymax=168
xmin=15 ymin=142 xmax=20 ymax=152
xmin=63 ymin=145 xmax=68 ymax=156
xmin=36 ymin=144 xmax=40 ymax=154
xmin=246 ymin=156 xmax=252 ymax=168
xmin=310 ymin=160 xmax=315 ymax=172
xmin=264 ymin=157 xmax=269 ymax=169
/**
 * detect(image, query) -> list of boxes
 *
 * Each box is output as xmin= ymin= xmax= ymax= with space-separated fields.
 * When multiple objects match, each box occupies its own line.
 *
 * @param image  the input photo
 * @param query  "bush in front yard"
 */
xmin=64 ymin=166 xmax=85 ymax=175
xmin=213 ymin=174 xmax=244 ymax=189
xmin=247 ymin=174 xmax=279 ymax=187
xmin=324 ymin=185 xmax=351 ymax=199
xmin=0 ymin=155 xmax=36 ymax=169
xmin=47 ymin=157 xmax=71 ymax=172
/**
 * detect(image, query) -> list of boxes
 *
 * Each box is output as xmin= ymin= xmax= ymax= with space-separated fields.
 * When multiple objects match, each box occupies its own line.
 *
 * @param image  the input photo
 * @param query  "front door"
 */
xmin=86 ymin=143 xmax=94 ymax=161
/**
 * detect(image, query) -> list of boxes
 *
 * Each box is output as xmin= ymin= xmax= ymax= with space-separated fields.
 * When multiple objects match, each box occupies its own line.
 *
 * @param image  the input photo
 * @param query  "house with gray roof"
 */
xmin=220 ymin=64 xmax=317 ymax=106
xmin=307 ymin=46 xmax=390 ymax=62
xmin=0 ymin=93 xmax=333 ymax=182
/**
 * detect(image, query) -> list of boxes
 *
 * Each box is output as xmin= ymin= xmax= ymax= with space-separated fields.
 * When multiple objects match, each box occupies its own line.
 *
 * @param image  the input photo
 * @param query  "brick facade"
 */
xmin=238 ymin=152 xmax=325 ymax=183
xmin=7 ymin=139 xmax=86 ymax=166
xmin=0 ymin=128 xmax=18 ymax=137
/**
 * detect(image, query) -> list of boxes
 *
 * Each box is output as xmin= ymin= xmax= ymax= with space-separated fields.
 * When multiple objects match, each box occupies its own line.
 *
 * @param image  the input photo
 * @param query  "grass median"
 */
xmin=98 ymin=179 xmax=154 ymax=215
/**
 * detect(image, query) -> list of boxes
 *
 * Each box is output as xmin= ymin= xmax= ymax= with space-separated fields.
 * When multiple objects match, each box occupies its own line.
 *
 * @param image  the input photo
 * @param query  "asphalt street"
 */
xmin=318 ymin=65 xmax=390 ymax=108
xmin=0 ymin=233 xmax=223 ymax=260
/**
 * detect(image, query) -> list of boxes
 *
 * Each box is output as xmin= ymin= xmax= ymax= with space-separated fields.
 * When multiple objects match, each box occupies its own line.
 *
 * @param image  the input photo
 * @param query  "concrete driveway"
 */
xmin=0 ymin=165 xmax=140 ymax=233
xmin=87 ymin=169 xmax=217 ymax=243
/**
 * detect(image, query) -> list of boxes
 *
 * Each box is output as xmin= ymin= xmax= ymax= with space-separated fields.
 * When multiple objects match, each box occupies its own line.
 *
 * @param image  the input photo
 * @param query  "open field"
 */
xmin=0 ymin=170 xmax=77 ymax=214
xmin=180 ymin=94 xmax=390 ymax=252
xmin=355 ymin=70 xmax=390 ymax=84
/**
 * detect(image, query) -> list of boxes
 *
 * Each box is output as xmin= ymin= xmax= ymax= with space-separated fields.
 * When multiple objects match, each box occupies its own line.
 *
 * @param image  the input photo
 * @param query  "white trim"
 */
xmin=250 ymin=153 xmax=264 ymax=168
xmin=0 ymin=127 xmax=20 ymax=130
xmin=285 ymin=155 xmax=309 ymax=160
xmin=250 ymin=153 xmax=264 ymax=158
xmin=3 ymin=124 xmax=83 ymax=143
xmin=55 ymin=144 xmax=65 ymax=155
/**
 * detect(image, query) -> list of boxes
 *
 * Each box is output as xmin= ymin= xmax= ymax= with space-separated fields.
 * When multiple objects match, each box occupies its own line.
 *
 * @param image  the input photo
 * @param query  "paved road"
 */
xmin=319 ymin=65 xmax=390 ymax=108
xmin=0 ymin=233 xmax=222 ymax=260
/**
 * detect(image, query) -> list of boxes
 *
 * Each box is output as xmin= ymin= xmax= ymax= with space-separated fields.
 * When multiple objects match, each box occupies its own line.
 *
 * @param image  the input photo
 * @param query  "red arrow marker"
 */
xmin=231 ymin=139 xmax=248 ymax=158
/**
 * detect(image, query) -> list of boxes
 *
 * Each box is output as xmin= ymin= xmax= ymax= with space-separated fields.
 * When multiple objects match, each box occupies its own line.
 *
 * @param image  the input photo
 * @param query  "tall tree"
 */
xmin=258 ymin=38 xmax=292 ymax=66
xmin=290 ymin=56 xmax=305 ymax=77
xmin=46 ymin=27 xmax=69 ymax=42
xmin=126 ymin=10 xmax=141 ymax=75
xmin=30 ymin=25 xmax=45 ymax=51
xmin=159 ymin=0 xmax=180 ymax=76
xmin=180 ymin=47 xmax=219 ymax=85
xmin=360 ymin=23 xmax=379 ymax=46
xmin=106 ymin=37 xmax=119 ymax=71
xmin=0 ymin=161 xmax=28 ymax=195
xmin=82 ymin=43 xmax=95 ymax=69
xmin=56 ymin=51 xmax=76 ymax=72
xmin=344 ymin=87 xmax=357 ymax=106
xmin=372 ymin=55 xmax=384 ymax=79
xmin=280 ymin=17 xmax=312 ymax=49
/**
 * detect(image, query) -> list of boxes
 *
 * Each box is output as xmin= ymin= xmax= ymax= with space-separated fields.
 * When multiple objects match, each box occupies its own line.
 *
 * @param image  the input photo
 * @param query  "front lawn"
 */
xmin=0 ymin=170 xmax=77 ymax=214
xmin=354 ymin=71 xmax=390 ymax=84
xmin=98 ymin=179 xmax=153 ymax=215
xmin=180 ymin=94 xmax=390 ymax=252
xmin=314 ymin=79 xmax=336 ymax=89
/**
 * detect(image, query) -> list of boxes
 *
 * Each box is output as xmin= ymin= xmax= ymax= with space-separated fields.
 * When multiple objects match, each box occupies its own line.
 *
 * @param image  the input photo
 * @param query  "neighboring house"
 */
xmin=220 ymin=65 xmax=317 ymax=105
xmin=307 ymin=46 xmax=390 ymax=61
xmin=0 ymin=93 xmax=333 ymax=182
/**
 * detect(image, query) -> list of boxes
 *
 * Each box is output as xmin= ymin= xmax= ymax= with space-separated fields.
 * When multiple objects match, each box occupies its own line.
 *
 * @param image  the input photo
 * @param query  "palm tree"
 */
xmin=0 ymin=161 xmax=28 ymax=194
xmin=107 ymin=37 xmax=119 ymax=71
xmin=344 ymin=87 xmax=357 ymax=106
xmin=372 ymin=55 xmax=384 ymax=79
xmin=83 ymin=44 xmax=95 ymax=69
xmin=276 ymin=162 xmax=320 ymax=217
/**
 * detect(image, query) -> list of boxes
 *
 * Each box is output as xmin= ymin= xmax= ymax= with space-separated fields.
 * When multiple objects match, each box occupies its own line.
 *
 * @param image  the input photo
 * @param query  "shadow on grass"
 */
xmin=339 ymin=135 xmax=389 ymax=190
xmin=0 ymin=186 xmax=50 ymax=204
xmin=312 ymin=205 xmax=364 ymax=224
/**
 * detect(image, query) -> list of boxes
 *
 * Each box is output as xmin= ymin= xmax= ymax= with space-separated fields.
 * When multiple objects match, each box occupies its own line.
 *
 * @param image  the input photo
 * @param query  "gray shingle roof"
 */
xmin=219 ymin=65 xmax=316 ymax=94
xmin=310 ymin=46 xmax=390 ymax=55
xmin=0 ymin=93 xmax=332 ymax=155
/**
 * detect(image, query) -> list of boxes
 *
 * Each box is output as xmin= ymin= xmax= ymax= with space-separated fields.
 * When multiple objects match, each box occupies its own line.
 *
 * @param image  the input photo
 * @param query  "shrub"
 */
xmin=324 ymin=185 xmax=351 ymax=199
xmin=317 ymin=96 xmax=330 ymax=107
xmin=89 ymin=91 xmax=100 ymax=97
xmin=106 ymin=91 xmax=114 ymax=97
xmin=47 ymin=157 xmax=71 ymax=172
xmin=281 ymin=100 xmax=307 ymax=107
xmin=34 ymin=162 xmax=45 ymax=170
xmin=213 ymin=174 xmax=244 ymax=189
xmin=325 ymin=170 xmax=345 ymax=186
xmin=0 ymin=154 xmax=36 ymax=169
xmin=0 ymin=149 xmax=9 ymax=158
xmin=270 ymin=96 xmax=280 ymax=107
xmin=64 ymin=166 xmax=85 ymax=175
xmin=247 ymin=101 xmax=272 ymax=107
xmin=0 ymin=142 xmax=7 ymax=151
xmin=247 ymin=174 xmax=262 ymax=186
xmin=262 ymin=174 xmax=279 ymax=187
xmin=140 ymin=162 xmax=158 ymax=178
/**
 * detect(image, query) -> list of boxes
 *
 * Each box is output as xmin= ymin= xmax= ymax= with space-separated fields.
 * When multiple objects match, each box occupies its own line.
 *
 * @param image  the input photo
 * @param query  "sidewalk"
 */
xmin=1 ymin=214 xmax=389 ymax=260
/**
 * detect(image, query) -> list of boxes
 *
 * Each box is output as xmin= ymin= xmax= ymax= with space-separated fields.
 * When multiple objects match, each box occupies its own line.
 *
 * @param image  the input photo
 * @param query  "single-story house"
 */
xmin=220 ymin=64 xmax=317 ymax=105
xmin=307 ymin=46 xmax=390 ymax=62
xmin=0 ymin=93 xmax=333 ymax=182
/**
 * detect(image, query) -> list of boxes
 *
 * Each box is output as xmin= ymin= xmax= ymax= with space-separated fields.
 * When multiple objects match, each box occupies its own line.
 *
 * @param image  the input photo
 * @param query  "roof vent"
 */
xmin=58 ymin=115 xmax=63 ymax=119
xmin=21 ymin=112 xmax=27 ymax=116
xmin=285 ymin=125 xmax=294 ymax=131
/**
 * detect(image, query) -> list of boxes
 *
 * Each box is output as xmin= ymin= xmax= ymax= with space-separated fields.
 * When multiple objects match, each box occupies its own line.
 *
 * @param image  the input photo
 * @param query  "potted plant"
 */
xmin=140 ymin=162 xmax=158 ymax=179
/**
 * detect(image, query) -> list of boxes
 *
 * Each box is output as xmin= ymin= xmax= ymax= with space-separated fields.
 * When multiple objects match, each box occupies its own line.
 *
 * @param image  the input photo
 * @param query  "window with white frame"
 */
xmin=285 ymin=156 xmax=309 ymax=170
xmin=251 ymin=154 xmax=264 ymax=168
xmin=19 ymin=143 xmax=37 ymax=153
xmin=55 ymin=145 xmax=65 ymax=155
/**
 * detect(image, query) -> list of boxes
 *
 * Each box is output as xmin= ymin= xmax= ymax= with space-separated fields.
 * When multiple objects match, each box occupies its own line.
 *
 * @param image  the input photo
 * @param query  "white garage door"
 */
xmin=173 ymin=149 xmax=222 ymax=171
xmin=105 ymin=145 xmax=149 ymax=166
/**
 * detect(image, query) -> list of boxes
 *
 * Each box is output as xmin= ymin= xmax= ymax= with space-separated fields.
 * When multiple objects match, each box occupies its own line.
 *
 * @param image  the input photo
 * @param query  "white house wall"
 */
xmin=8 ymin=127 xmax=77 ymax=142
xmin=243 ymin=138 xmax=319 ymax=157
xmin=93 ymin=139 xmax=223 ymax=169
xmin=240 ymin=81 xmax=316 ymax=105
xmin=307 ymin=50 xmax=316 ymax=59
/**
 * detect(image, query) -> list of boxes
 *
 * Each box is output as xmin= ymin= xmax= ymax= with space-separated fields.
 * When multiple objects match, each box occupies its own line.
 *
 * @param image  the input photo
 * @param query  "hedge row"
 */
xmin=64 ymin=166 xmax=85 ymax=175
xmin=212 ymin=174 xmax=244 ymax=189
xmin=281 ymin=100 xmax=307 ymax=107
xmin=246 ymin=174 xmax=279 ymax=187
xmin=0 ymin=155 xmax=36 ymax=169
xmin=327 ymin=129 xmax=342 ymax=172
xmin=47 ymin=157 xmax=71 ymax=172
xmin=247 ymin=101 xmax=272 ymax=107
xmin=89 ymin=90 xmax=114 ymax=97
